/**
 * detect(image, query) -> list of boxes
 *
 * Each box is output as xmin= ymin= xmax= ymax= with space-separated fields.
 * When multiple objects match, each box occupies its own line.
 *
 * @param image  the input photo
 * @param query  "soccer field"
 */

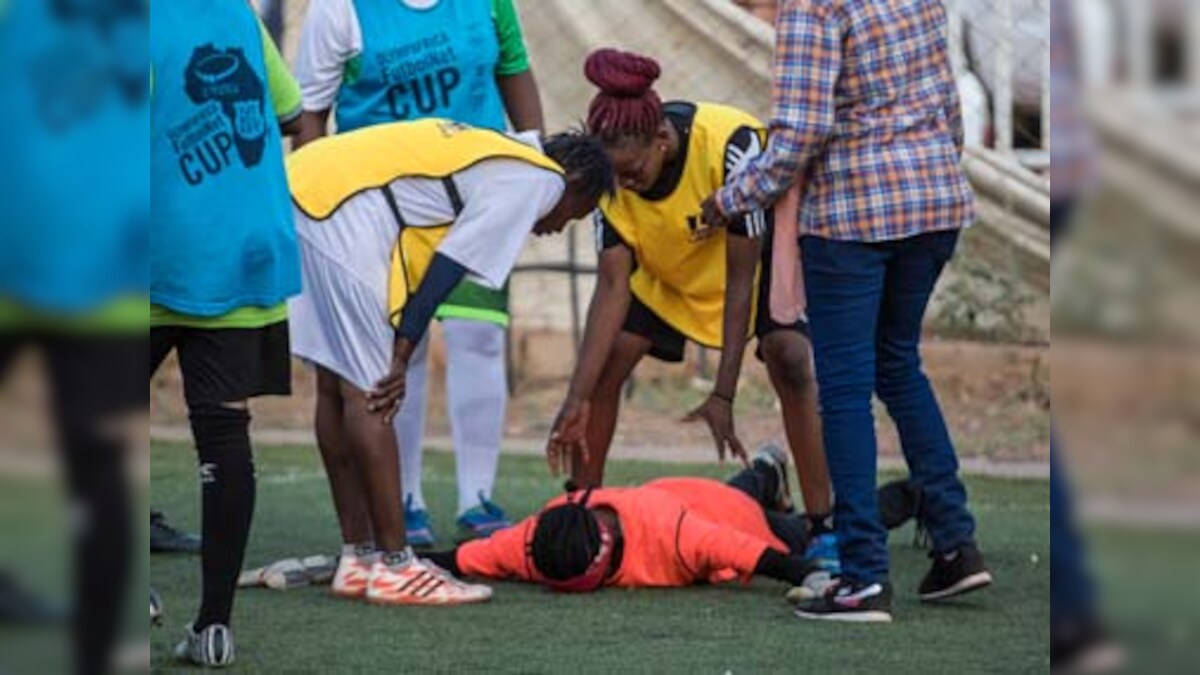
xmin=149 ymin=443 xmax=1050 ymax=673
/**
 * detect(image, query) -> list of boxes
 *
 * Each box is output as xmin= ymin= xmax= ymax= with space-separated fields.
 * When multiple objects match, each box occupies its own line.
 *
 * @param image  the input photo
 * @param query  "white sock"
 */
xmin=394 ymin=334 xmax=430 ymax=511
xmin=443 ymin=319 xmax=507 ymax=516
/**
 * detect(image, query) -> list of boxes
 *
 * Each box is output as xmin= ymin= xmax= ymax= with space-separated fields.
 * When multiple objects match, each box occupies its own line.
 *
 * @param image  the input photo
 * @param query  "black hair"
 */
xmin=530 ymin=501 xmax=602 ymax=581
xmin=542 ymin=130 xmax=616 ymax=205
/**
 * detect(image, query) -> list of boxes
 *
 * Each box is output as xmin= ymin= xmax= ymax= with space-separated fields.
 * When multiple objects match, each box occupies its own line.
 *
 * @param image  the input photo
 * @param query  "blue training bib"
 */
xmin=336 ymin=0 xmax=506 ymax=132
xmin=150 ymin=0 xmax=299 ymax=316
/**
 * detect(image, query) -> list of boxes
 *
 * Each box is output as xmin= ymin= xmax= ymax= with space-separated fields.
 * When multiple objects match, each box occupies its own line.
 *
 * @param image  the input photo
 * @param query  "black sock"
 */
xmin=60 ymin=428 xmax=131 ymax=675
xmin=807 ymin=513 xmax=834 ymax=537
xmin=190 ymin=404 xmax=255 ymax=630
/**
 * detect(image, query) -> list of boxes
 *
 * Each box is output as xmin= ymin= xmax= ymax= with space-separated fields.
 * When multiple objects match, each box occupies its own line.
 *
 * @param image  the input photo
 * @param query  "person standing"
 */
xmin=151 ymin=0 xmax=303 ymax=664
xmin=293 ymin=0 xmax=545 ymax=547
xmin=1048 ymin=1 xmax=1122 ymax=670
xmin=708 ymin=0 xmax=991 ymax=622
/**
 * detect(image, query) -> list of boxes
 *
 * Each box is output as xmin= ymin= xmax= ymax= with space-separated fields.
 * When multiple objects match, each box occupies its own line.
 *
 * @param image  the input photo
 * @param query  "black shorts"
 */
xmin=150 ymin=321 xmax=292 ymax=406
xmin=1 ymin=333 xmax=148 ymax=427
xmin=622 ymin=241 xmax=810 ymax=363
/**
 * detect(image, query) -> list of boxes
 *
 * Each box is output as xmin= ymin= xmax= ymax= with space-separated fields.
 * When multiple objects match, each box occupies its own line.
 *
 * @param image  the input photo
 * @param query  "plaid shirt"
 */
xmin=716 ymin=0 xmax=975 ymax=242
xmin=1050 ymin=0 xmax=1098 ymax=199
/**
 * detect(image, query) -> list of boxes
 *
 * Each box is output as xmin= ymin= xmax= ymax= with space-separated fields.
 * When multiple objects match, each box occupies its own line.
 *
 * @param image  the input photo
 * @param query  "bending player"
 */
xmin=425 ymin=445 xmax=831 ymax=595
xmin=286 ymin=119 xmax=613 ymax=606
xmin=546 ymin=49 xmax=837 ymax=570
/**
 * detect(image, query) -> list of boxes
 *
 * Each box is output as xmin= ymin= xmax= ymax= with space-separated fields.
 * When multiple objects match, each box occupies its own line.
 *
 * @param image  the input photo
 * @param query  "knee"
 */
xmin=188 ymin=402 xmax=251 ymax=453
xmin=763 ymin=335 xmax=816 ymax=394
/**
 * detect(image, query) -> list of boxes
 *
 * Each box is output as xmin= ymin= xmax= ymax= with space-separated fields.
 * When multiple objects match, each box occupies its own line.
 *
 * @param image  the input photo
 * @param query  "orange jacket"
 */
xmin=456 ymin=478 xmax=788 ymax=588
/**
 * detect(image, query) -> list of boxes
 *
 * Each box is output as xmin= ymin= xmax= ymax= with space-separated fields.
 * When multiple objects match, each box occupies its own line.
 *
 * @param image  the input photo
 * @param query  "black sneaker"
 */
xmin=0 ymin=573 xmax=66 ymax=625
xmin=918 ymin=544 xmax=993 ymax=601
xmin=793 ymin=579 xmax=893 ymax=623
xmin=150 ymin=511 xmax=201 ymax=554
xmin=1051 ymin=617 xmax=1124 ymax=674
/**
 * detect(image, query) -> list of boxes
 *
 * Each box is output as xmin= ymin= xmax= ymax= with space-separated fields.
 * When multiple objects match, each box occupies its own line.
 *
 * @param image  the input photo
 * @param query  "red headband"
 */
xmin=544 ymin=517 xmax=614 ymax=594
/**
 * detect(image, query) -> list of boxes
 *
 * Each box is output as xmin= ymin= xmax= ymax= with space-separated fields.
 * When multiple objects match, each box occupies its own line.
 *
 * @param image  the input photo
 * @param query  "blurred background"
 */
xmin=0 ymin=0 xmax=1196 ymax=672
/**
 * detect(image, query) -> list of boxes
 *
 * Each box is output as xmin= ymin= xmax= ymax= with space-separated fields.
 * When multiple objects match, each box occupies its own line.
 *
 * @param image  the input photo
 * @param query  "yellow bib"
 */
xmin=601 ymin=103 xmax=765 ymax=348
xmin=287 ymin=119 xmax=563 ymax=324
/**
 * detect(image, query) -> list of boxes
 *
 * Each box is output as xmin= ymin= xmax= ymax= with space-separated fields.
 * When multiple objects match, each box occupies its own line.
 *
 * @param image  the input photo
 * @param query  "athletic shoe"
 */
xmin=331 ymin=553 xmax=373 ymax=599
xmin=455 ymin=492 xmax=511 ymax=541
xmin=365 ymin=559 xmax=492 ymax=606
xmin=918 ymin=544 xmax=994 ymax=601
xmin=877 ymin=478 xmax=931 ymax=549
xmin=150 ymin=588 xmax=163 ymax=625
xmin=803 ymin=533 xmax=842 ymax=576
xmin=1052 ymin=617 xmax=1124 ymax=674
xmin=405 ymin=496 xmax=436 ymax=549
xmin=751 ymin=442 xmax=794 ymax=512
xmin=150 ymin=511 xmax=201 ymax=554
xmin=0 ymin=572 xmax=66 ymax=624
xmin=174 ymin=623 xmax=235 ymax=668
xmin=793 ymin=579 xmax=893 ymax=623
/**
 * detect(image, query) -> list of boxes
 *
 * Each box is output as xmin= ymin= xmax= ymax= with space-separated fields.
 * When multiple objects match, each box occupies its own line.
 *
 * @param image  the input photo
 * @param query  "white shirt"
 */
xmin=293 ymin=154 xmax=564 ymax=293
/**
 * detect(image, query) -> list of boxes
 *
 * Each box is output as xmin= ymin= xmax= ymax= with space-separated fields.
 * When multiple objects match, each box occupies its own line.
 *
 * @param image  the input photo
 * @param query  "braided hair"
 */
xmin=542 ymin=130 xmax=616 ymax=204
xmin=530 ymin=493 xmax=603 ymax=582
xmin=584 ymin=48 xmax=664 ymax=144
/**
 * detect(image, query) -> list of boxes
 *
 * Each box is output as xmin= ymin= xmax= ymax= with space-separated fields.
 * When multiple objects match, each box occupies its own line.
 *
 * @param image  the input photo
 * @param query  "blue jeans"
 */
xmin=801 ymin=230 xmax=977 ymax=584
xmin=1049 ymin=200 xmax=1097 ymax=622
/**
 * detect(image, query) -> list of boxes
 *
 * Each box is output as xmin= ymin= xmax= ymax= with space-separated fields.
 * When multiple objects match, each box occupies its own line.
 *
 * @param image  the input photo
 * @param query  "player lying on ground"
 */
xmin=286 ymin=119 xmax=614 ymax=606
xmin=423 ymin=446 xmax=835 ymax=595
xmin=545 ymin=49 xmax=838 ymax=572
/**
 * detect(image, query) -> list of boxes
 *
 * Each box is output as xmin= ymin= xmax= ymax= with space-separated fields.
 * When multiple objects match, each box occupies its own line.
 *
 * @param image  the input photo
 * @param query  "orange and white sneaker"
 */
xmin=366 ymin=559 xmax=492 ymax=606
xmin=331 ymin=554 xmax=373 ymax=599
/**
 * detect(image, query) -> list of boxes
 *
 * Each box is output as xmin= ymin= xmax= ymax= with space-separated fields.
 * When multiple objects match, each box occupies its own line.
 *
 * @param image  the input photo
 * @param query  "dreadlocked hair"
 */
xmin=530 ymin=500 xmax=602 ymax=581
xmin=543 ymin=130 xmax=616 ymax=204
xmin=585 ymin=48 xmax=663 ymax=143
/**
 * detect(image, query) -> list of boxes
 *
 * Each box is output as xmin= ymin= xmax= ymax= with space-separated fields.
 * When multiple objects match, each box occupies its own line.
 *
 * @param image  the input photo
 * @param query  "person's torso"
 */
xmin=150 ymin=0 xmax=298 ymax=316
xmin=802 ymin=0 xmax=974 ymax=240
xmin=336 ymin=0 xmax=505 ymax=132
xmin=287 ymin=119 xmax=560 ymax=322
xmin=0 ymin=1 xmax=148 ymax=316
xmin=602 ymin=102 xmax=764 ymax=347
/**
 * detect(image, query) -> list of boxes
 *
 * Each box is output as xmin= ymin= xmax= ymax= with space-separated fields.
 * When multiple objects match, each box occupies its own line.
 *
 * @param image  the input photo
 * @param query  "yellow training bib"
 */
xmin=601 ymin=103 xmax=765 ymax=348
xmin=287 ymin=119 xmax=563 ymax=324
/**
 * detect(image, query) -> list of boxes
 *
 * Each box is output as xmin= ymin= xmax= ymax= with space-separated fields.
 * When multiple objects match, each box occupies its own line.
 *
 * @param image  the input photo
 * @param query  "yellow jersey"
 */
xmin=600 ymin=103 xmax=766 ymax=348
xmin=288 ymin=119 xmax=563 ymax=324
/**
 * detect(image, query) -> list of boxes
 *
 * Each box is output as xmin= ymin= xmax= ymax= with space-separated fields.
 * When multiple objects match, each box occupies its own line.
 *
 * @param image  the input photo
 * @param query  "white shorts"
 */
xmin=289 ymin=239 xmax=393 ymax=392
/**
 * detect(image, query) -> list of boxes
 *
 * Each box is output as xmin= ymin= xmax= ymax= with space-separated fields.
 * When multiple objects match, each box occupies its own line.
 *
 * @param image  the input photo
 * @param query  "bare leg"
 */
xmin=314 ymin=366 xmax=373 ymax=545
xmin=337 ymin=377 xmax=407 ymax=552
xmin=570 ymin=332 xmax=651 ymax=488
xmin=761 ymin=331 xmax=833 ymax=516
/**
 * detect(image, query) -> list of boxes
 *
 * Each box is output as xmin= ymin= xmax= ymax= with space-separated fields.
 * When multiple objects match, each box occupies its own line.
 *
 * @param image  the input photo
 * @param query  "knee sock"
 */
xmin=395 ymin=336 xmax=430 ymax=511
xmin=443 ymin=320 xmax=506 ymax=515
xmin=189 ymin=404 xmax=255 ymax=630
xmin=60 ymin=427 xmax=131 ymax=675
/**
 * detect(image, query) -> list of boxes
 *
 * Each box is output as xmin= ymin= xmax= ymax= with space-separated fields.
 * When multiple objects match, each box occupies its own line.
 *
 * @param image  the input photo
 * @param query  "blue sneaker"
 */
xmin=404 ymin=495 xmax=436 ymax=550
xmin=455 ymin=492 xmax=511 ymax=541
xmin=804 ymin=532 xmax=842 ymax=576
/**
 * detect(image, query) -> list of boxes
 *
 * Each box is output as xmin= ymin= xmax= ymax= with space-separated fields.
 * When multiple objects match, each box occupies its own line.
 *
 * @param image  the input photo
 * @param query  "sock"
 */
xmin=382 ymin=547 xmax=416 ymax=569
xmin=61 ymin=426 xmax=132 ymax=675
xmin=807 ymin=513 xmax=834 ymax=537
xmin=190 ymin=404 xmax=255 ymax=631
xmin=443 ymin=320 xmax=506 ymax=515
xmin=395 ymin=335 xmax=430 ymax=511
xmin=342 ymin=542 xmax=375 ymax=559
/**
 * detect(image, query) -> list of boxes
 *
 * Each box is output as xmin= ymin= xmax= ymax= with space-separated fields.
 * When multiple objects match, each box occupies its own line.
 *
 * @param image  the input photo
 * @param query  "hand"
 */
xmin=547 ymin=398 xmax=590 ymax=476
xmin=682 ymin=394 xmax=748 ymax=466
xmin=701 ymin=195 xmax=732 ymax=232
xmin=367 ymin=347 xmax=410 ymax=425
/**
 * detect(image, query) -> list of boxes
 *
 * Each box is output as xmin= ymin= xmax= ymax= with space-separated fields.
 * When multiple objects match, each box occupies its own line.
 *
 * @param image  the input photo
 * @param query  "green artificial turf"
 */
xmin=146 ymin=443 xmax=1050 ymax=673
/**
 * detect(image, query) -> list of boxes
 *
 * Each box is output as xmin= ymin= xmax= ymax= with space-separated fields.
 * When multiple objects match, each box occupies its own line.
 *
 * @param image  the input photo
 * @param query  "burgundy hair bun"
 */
xmin=584 ymin=48 xmax=661 ymax=98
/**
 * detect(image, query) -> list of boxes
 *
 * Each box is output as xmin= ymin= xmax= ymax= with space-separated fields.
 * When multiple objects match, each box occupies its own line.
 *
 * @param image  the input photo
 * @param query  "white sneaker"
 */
xmin=366 ymin=559 xmax=492 ymax=606
xmin=331 ymin=554 xmax=373 ymax=599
